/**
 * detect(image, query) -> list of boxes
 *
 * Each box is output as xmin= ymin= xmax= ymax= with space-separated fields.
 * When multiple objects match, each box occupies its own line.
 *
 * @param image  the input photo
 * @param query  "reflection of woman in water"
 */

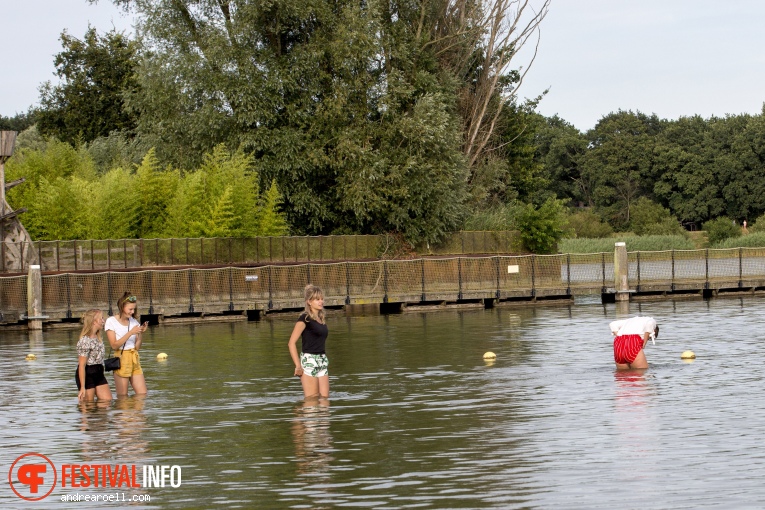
xmin=292 ymin=400 xmax=333 ymax=477
xmin=288 ymin=285 xmax=330 ymax=399
xmin=76 ymin=309 xmax=112 ymax=402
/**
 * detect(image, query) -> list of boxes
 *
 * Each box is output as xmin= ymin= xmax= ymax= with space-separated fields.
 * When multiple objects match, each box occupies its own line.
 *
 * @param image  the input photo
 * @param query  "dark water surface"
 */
xmin=2 ymin=298 xmax=765 ymax=509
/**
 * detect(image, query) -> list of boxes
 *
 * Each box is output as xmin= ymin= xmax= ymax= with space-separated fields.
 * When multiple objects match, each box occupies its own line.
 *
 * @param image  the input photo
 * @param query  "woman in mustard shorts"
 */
xmin=105 ymin=292 xmax=149 ymax=395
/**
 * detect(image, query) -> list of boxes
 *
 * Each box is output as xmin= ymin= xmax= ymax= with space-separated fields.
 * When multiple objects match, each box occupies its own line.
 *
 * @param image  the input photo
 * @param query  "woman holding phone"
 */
xmin=105 ymin=292 xmax=149 ymax=396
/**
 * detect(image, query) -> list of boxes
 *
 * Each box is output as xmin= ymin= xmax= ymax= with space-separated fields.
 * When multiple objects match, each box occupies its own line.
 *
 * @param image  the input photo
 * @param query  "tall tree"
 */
xmin=103 ymin=0 xmax=480 ymax=243
xmin=581 ymin=111 xmax=665 ymax=228
xmin=37 ymin=27 xmax=140 ymax=145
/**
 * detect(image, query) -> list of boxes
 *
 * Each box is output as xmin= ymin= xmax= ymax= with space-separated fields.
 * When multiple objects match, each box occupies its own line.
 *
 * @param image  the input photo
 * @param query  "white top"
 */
xmin=609 ymin=316 xmax=657 ymax=344
xmin=104 ymin=316 xmax=140 ymax=349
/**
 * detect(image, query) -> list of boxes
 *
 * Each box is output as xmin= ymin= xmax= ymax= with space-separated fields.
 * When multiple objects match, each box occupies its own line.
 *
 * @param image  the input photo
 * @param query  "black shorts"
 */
xmin=75 ymin=364 xmax=109 ymax=390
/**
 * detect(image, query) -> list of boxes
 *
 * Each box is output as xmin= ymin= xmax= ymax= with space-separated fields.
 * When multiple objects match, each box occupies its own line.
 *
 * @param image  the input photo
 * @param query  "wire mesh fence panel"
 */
xmin=459 ymin=257 xmax=498 ymax=296
xmin=386 ymin=259 xmax=426 ymax=298
xmin=631 ymin=250 xmax=673 ymax=285
xmin=347 ymin=261 xmax=387 ymax=300
xmin=67 ymin=272 xmax=110 ymax=311
xmin=673 ymin=250 xmax=710 ymax=283
xmin=497 ymin=255 xmax=534 ymax=293
xmin=707 ymin=248 xmax=742 ymax=282
xmin=148 ymin=269 xmax=193 ymax=312
xmin=567 ymin=253 xmax=608 ymax=289
xmin=741 ymin=248 xmax=765 ymax=279
xmin=534 ymin=254 xmax=566 ymax=289
xmin=305 ymin=263 xmax=349 ymax=302
xmin=189 ymin=268 xmax=232 ymax=310
xmin=269 ymin=264 xmax=310 ymax=301
xmin=423 ymin=258 xmax=460 ymax=297
xmin=0 ymin=274 xmax=27 ymax=319
xmin=41 ymin=274 xmax=68 ymax=316
xmin=232 ymin=266 xmax=265 ymax=303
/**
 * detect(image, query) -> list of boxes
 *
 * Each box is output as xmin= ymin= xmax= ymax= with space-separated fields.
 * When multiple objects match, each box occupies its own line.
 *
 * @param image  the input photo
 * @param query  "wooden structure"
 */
xmin=0 ymin=131 xmax=36 ymax=272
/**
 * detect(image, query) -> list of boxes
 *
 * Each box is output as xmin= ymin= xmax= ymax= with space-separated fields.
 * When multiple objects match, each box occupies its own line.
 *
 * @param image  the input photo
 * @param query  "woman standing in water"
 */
xmin=288 ymin=285 xmax=329 ymax=399
xmin=76 ymin=309 xmax=112 ymax=402
xmin=105 ymin=292 xmax=148 ymax=396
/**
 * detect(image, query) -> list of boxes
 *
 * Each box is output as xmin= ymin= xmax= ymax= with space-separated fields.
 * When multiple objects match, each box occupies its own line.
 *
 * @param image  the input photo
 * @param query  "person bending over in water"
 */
xmin=610 ymin=316 xmax=659 ymax=369
xmin=288 ymin=284 xmax=330 ymax=399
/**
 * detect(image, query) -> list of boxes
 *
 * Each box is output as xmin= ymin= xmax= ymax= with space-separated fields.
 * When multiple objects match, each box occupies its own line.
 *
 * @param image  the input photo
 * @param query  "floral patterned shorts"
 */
xmin=300 ymin=353 xmax=329 ymax=377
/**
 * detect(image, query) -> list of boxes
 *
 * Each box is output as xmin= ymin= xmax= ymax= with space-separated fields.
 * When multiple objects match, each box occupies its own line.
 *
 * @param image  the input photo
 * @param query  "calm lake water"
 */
xmin=2 ymin=297 xmax=765 ymax=509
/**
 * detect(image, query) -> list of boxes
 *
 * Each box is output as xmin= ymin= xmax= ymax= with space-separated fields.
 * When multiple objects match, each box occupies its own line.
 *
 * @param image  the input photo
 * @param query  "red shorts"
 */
xmin=613 ymin=334 xmax=644 ymax=365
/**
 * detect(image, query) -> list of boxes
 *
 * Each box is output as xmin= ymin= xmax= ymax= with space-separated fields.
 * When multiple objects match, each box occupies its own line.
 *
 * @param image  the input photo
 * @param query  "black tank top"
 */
xmin=298 ymin=312 xmax=328 ymax=354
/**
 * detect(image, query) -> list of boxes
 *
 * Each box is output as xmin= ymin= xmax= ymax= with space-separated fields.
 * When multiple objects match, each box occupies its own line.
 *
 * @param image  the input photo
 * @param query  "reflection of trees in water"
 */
xmin=292 ymin=400 xmax=333 ymax=478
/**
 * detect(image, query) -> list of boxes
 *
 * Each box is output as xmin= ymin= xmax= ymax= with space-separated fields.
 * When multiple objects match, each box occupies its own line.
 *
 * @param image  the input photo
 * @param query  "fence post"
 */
xmin=601 ymin=252 xmax=606 ymax=293
xmin=74 ymin=240 xmax=78 ymax=271
xmin=671 ymin=249 xmax=675 ymax=291
xmin=228 ymin=267 xmax=234 ymax=311
xmin=107 ymin=271 xmax=113 ymax=316
xmin=91 ymin=240 xmax=95 ymax=270
xmin=268 ymin=265 xmax=273 ymax=310
xmin=421 ymin=258 xmax=426 ymax=301
xmin=187 ymin=270 xmax=194 ymax=313
xmin=705 ymin=248 xmax=709 ymax=289
xmin=345 ymin=262 xmax=351 ymax=305
xmin=495 ymin=256 xmax=501 ymax=299
xmin=307 ymin=264 xmax=311 ymax=284
xmin=123 ymin=239 xmax=127 ymax=268
xmin=636 ymin=251 xmax=641 ymax=292
xmin=147 ymin=271 xmax=154 ymax=314
xmin=531 ymin=254 xmax=536 ymax=298
xmin=383 ymin=260 xmax=389 ymax=303
xmin=56 ymin=240 xmax=61 ymax=271
xmin=739 ymin=247 xmax=743 ymax=288
xmin=614 ymin=242 xmax=629 ymax=301
xmin=566 ymin=253 xmax=571 ymax=295
xmin=26 ymin=264 xmax=43 ymax=330
xmin=457 ymin=257 xmax=463 ymax=300
xmin=65 ymin=273 xmax=72 ymax=319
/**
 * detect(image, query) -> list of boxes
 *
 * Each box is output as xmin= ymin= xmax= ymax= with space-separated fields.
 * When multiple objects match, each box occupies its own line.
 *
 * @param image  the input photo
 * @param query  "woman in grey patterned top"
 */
xmin=76 ymin=309 xmax=112 ymax=402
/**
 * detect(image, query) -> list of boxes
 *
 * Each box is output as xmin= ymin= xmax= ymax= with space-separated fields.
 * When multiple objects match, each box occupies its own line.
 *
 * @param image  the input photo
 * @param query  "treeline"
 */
xmin=535 ymin=110 xmax=765 ymax=231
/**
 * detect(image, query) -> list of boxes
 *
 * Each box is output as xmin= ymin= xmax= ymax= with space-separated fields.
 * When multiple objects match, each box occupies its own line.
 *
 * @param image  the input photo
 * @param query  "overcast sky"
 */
xmin=1 ymin=1 xmax=764 ymax=132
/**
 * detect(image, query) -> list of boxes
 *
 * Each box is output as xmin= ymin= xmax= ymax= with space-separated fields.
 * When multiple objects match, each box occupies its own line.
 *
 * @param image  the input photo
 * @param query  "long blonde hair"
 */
xmin=80 ymin=309 xmax=103 ymax=340
xmin=303 ymin=284 xmax=325 ymax=323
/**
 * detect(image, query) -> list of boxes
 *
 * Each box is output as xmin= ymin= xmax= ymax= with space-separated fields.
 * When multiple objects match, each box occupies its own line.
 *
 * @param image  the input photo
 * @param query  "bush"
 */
xmin=703 ymin=217 xmax=741 ymax=245
xmin=714 ymin=232 xmax=765 ymax=248
xmin=517 ymin=198 xmax=568 ymax=254
xmin=567 ymin=210 xmax=613 ymax=238
xmin=559 ymin=235 xmax=695 ymax=253
xmin=748 ymin=213 xmax=765 ymax=233
xmin=630 ymin=197 xmax=684 ymax=235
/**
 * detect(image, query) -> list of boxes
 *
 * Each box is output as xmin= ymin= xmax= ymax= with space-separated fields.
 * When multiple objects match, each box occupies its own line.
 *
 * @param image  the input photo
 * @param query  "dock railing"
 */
xmin=4 ymin=247 xmax=765 ymax=325
xmin=0 ymin=231 xmax=521 ymax=274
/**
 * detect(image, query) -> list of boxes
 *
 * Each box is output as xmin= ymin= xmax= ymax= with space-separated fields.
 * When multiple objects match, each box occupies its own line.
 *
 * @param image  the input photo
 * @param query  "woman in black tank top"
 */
xmin=288 ymin=284 xmax=330 ymax=399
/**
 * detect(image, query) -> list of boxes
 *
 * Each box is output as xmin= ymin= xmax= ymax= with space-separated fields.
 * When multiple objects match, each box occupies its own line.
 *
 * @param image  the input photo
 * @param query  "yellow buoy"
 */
xmin=680 ymin=350 xmax=696 ymax=360
xmin=483 ymin=351 xmax=496 ymax=360
xmin=157 ymin=352 xmax=168 ymax=361
xmin=25 ymin=353 xmax=37 ymax=361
